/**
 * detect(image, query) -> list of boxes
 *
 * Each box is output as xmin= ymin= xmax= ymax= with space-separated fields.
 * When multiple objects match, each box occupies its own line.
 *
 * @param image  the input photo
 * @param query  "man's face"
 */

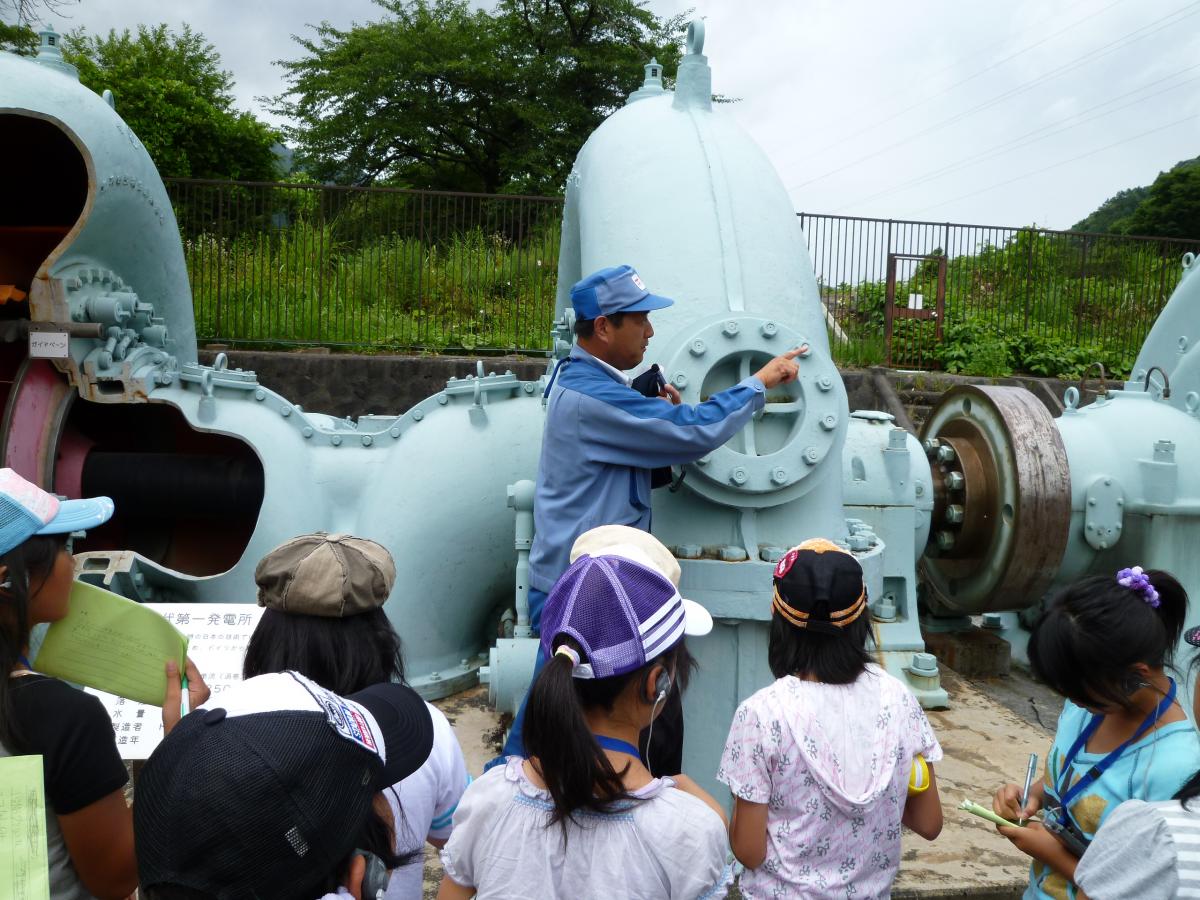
xmin=598 ymin=311 xmax=653 ymax=370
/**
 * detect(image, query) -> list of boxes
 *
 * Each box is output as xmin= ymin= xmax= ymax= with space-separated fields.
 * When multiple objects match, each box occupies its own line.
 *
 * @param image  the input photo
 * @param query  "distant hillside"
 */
xmin=1074 ymin=155 xmax=1200 ymax=239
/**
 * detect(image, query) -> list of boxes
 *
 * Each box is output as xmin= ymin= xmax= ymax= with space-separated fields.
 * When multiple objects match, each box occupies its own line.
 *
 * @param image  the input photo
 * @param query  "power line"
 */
xmin=796 ymin=0 xmax=1128 ymax=163
xmin=910 ymin=112 xmax=1200 ymax=216
xmin=833 ymin=63 xmax=1200 ymax=213
xmin=785 ymin=0 xmax=1200 ymax=194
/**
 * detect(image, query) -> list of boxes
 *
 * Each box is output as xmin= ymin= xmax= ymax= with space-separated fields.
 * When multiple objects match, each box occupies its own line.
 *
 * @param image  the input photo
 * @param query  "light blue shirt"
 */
xmin=528 ymin=345 xmax=764 ymax=600
xmin=1023 ymin=698 xmax=1200 ymax=900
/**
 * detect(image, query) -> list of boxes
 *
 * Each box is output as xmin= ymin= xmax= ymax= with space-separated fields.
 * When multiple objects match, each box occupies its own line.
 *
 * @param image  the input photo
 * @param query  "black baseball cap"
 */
xmin=772 ymin=538 xmax=868 ymax=635
xmin=134 ymin=671 xmax=433 ymax=899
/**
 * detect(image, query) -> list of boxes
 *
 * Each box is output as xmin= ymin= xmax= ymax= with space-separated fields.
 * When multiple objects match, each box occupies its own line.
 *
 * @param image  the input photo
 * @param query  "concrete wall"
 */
xmin=196 ymin=349 xmax=1089 ymax=424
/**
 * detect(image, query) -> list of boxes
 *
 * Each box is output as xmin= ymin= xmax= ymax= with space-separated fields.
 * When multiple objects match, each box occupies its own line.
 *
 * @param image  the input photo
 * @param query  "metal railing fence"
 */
xmin=164 ymin=180 xmax=1199 ymax=367
xmin=798 ymin=213 xmax=1200 ymax=371
xmin=166 ymin=178 xmax=563 ymax=353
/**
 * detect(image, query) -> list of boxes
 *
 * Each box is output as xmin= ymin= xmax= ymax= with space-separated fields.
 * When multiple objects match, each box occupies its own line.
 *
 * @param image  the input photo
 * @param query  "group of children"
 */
xmin=4 ymin=464 xmax=1200 ymax=899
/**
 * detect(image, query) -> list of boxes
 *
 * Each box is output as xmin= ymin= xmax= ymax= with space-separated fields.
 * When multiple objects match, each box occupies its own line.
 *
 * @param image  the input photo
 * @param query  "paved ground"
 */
xmin=421 ymin=667 xmax=1063 ymax=899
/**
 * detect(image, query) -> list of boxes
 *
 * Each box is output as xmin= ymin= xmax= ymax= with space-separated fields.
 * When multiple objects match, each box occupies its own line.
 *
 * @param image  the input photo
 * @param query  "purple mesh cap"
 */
xmin=539 ymin=554 xmax=711 ymax=679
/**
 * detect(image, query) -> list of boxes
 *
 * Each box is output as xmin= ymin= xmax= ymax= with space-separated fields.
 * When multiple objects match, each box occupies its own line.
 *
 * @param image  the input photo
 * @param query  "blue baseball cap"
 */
xmin=0 ymin=468 xmax=114 ymax=556
xmin=570 ymin=265 xmax=675 ymax=321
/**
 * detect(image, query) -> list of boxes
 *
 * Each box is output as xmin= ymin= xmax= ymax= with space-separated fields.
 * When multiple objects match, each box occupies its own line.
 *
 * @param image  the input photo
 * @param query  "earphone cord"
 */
xmin=644 ymin=693 xmax=665 ymax=776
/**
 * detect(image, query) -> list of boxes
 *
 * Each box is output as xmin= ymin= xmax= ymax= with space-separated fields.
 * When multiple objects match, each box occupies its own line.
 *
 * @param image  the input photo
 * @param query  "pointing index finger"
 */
xmin=784 ymin=345 xmax=809 ymax=360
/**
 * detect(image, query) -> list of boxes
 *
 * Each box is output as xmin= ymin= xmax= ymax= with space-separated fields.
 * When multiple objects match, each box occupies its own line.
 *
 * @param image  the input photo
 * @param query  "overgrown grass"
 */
xmin=824 ymin=230 xmax=1194 ymax=379
xmin=187 ymin=219 xmax=559 ymax=352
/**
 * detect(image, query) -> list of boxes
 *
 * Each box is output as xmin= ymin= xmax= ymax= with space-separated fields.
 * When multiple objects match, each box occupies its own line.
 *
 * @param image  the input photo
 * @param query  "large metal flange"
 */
xmin=664 ymin=316 xmax=847 ymax=509
xmin=920 ymin=385 xmax=1071 ymax=614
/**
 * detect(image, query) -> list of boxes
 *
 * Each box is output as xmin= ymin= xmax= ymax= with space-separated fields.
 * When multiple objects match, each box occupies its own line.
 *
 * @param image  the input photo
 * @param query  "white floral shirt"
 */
xmin=718 ymin=666 xmax=942 ymax=899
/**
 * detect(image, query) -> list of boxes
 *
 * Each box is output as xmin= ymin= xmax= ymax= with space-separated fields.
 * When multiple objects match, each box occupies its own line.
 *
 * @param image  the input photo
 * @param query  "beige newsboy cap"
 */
xmin=569 ymin=524 xmax=681 ymax=587
xmin=254 ymin=532 xmax=396 ymax=617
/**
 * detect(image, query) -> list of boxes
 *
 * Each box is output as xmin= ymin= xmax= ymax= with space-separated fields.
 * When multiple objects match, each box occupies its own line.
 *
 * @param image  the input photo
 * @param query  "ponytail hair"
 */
xmin=522 ymin=635 xmax=694 ymax=838
xmin=1028 ymin=569 xmax=1188 ymax=710
xmin=0 ymin=534 xmax=69 ymax=752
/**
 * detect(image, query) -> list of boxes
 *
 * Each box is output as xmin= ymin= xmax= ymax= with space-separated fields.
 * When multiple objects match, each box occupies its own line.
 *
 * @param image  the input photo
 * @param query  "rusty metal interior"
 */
xmin=1 ymin=113 xmax=263 ymax=577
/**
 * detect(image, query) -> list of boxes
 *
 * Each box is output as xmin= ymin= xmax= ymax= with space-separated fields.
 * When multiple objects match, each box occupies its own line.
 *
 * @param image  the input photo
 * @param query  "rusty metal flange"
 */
xmin=920 ymin=385 xmax=1071 ymax=614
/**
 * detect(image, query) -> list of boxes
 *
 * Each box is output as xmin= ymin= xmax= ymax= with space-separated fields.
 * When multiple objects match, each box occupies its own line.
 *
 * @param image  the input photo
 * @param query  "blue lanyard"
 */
xmin=1054 ymin=677 xmax=1177 ymax=809
xmin=18 ymin=654 xmax=32 ymax=670
xmin=594 ymin=734 xmax=642 ymax=758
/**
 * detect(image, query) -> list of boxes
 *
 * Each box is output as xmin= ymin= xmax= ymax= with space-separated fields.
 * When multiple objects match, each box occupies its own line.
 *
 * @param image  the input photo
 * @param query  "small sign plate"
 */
xmin=29 ymin=331 xmax=69 ymax=359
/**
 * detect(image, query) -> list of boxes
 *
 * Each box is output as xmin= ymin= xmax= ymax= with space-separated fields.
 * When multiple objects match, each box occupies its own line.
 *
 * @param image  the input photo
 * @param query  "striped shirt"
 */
xmin=1075 ymin=797 xmax=1200 ymax=899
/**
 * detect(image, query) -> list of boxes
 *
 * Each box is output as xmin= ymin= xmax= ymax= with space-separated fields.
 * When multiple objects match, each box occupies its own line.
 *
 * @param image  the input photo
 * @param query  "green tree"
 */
xmin=1121 ymin=160 xmax=1200 ymax=239
xmin=0 ymin=21 xmax=37 ymax=53
xmin=60 ymin=24 xmax=280 ymax=180
xmin=1072 ymin=186 xmax=1149 ymax=234
xmin=275 ymin=0 xmax=687 ymax=193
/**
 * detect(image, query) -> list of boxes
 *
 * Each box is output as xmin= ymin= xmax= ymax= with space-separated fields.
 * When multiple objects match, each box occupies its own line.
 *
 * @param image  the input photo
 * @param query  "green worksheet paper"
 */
xmin=33 ymin=581 xmax=188 ymax=706
xmin=0 ymin=756 xmax=50 ymax=900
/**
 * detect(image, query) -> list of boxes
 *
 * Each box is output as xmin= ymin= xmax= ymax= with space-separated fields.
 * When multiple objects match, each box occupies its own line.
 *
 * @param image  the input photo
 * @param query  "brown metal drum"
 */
xmin=920 ymin=385 xmax=1071 ymax=614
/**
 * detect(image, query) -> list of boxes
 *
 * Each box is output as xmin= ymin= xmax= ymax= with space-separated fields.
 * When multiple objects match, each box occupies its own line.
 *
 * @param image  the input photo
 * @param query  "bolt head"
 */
xmin=945 ymin=504 xmax=964 ymax=524
xmin=438 ymin=393 xmax=449 ymax=405
xmin=923 ymin=438 xmax=940 ymax=456
xmin=730 ymin=467 xmax=748 ymax=485
xmin=689 ymin=340 xmax=707 ymax=356
xmin=672 ymin=373 xmax=689 ymax=389
xmin=804 ymin=446 xmax=820 ymax=464
xmin=935 ymin=530 xmax=955 ymax=550
xmin=389 ymin=426 xmax=401 ymax=438
xmin=945 ymin=471 xmax=965 ymax=491
xmin=412 ymin=409 xmax=424 ymax=422
xmin=331 ymin=434 xmax=342 ymax=446
xmin=302 ymin=426 xmax=314 ymax=439
xmin=817 ymin=375 xmax=833 ymax=391
xmin=770 ymin=467 xmax=788 ymax=485
xmin=760 ymin=322 xmax=778 ymax=338
xmin=820 ymin=414 xmax=837 ymax=431
xmin=936 ymin=444 xmax=957 ymax=463
xmin=722 ymin=320 xmax=740 ymax=337
xmin=361 ymin=435 xmax=373 ymax=447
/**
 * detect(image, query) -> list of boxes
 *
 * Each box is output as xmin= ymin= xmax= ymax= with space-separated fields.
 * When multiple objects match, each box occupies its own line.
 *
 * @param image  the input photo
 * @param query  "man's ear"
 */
xmin=343 ymin=853 xmax=367 ymax=900
xmin=593 ymin=315 xmax=612 ymax=343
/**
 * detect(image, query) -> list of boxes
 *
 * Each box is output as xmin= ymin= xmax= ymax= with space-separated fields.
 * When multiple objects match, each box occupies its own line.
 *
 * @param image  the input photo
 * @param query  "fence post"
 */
xmin=1075 ymin=234 xmax=1089 ymax=345
xmin=214 ymin=184 xmax=224 ymax=340
xmin=1023 ymin=228 xmax=1033 ymax=334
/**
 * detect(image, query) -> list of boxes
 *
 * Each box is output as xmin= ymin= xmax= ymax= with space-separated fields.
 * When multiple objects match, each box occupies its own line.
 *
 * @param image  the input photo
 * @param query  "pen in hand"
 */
xmin=1019 ymin=753 xmax=1038 ymax=826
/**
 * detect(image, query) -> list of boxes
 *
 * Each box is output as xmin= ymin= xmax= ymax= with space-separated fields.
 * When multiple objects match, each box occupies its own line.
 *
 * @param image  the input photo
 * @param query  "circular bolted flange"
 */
xmin=665 ymin=316 xmax=844 ymax=508
xmin=920 ymin=385 xmax=1071 ymax=615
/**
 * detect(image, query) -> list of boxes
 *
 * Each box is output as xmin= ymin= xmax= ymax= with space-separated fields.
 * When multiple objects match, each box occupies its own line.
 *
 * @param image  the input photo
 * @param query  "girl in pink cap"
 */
xmin=0 ymin=469 xmax=207 ymax=899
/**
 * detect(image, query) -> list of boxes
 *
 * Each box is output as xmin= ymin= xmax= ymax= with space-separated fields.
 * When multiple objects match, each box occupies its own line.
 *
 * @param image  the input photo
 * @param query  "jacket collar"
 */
xmin=569 ymin=344 xmax=633 ymax=387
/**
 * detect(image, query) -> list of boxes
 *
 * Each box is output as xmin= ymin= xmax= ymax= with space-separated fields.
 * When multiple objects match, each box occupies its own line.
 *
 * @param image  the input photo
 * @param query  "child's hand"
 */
xmin=993 ymin=781 xmax=1041 ymax=822
xmin=997 ymin=821 xmax=1077 ymax=879
xmin=162 ymin=658 xmax=210 ymax=735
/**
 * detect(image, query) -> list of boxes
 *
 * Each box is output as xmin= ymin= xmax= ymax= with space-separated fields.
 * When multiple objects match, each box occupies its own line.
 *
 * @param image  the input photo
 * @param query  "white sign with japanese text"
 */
xmin=86 ymin=603 xmax=265 ymax=760
xmin=29 ymin=331 xmax=69 ymax=359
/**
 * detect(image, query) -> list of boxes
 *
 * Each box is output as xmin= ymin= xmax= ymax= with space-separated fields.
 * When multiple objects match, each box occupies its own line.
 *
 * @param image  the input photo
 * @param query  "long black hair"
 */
xmin=1028 ymin=570 xmax=1188 ymax=711
xmin=241 ymin=607 xmax=405 ymax=695
xmin=767 ymin=610 xmax=874 ymax=684
xmin=0 ymin=534 xmax=69 ymax=753
xmin=522 ymin=634 xmax=694 ymax=837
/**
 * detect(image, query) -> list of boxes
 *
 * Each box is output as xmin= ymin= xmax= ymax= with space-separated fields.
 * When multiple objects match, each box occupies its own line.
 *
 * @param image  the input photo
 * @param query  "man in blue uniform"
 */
xmin=497 ymin=264 xmax=804 ymax=763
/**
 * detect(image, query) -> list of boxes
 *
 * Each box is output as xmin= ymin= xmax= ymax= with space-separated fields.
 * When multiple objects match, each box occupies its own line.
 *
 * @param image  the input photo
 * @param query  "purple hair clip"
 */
xmin=1117 ymin=566 xmax=1161 ymax=608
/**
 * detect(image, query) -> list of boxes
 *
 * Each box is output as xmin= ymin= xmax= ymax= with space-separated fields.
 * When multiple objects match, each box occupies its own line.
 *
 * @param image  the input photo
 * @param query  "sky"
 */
xmin=17 ymin=0 xmax=1200 ymax=230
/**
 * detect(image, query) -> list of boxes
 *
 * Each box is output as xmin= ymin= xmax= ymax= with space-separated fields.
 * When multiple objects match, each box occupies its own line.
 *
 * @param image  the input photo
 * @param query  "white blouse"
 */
xmin=440 ymin=756 xmax=731 ymax=899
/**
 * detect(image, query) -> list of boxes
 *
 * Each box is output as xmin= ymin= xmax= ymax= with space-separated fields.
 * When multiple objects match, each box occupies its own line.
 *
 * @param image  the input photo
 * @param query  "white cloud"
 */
xmin=27 ymin=0 xmax=1200 ymax=229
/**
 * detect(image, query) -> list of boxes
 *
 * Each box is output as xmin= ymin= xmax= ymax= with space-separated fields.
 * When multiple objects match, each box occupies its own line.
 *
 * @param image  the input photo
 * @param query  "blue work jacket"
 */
xmin=528 ymin=345 xmax=765 ymax=599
